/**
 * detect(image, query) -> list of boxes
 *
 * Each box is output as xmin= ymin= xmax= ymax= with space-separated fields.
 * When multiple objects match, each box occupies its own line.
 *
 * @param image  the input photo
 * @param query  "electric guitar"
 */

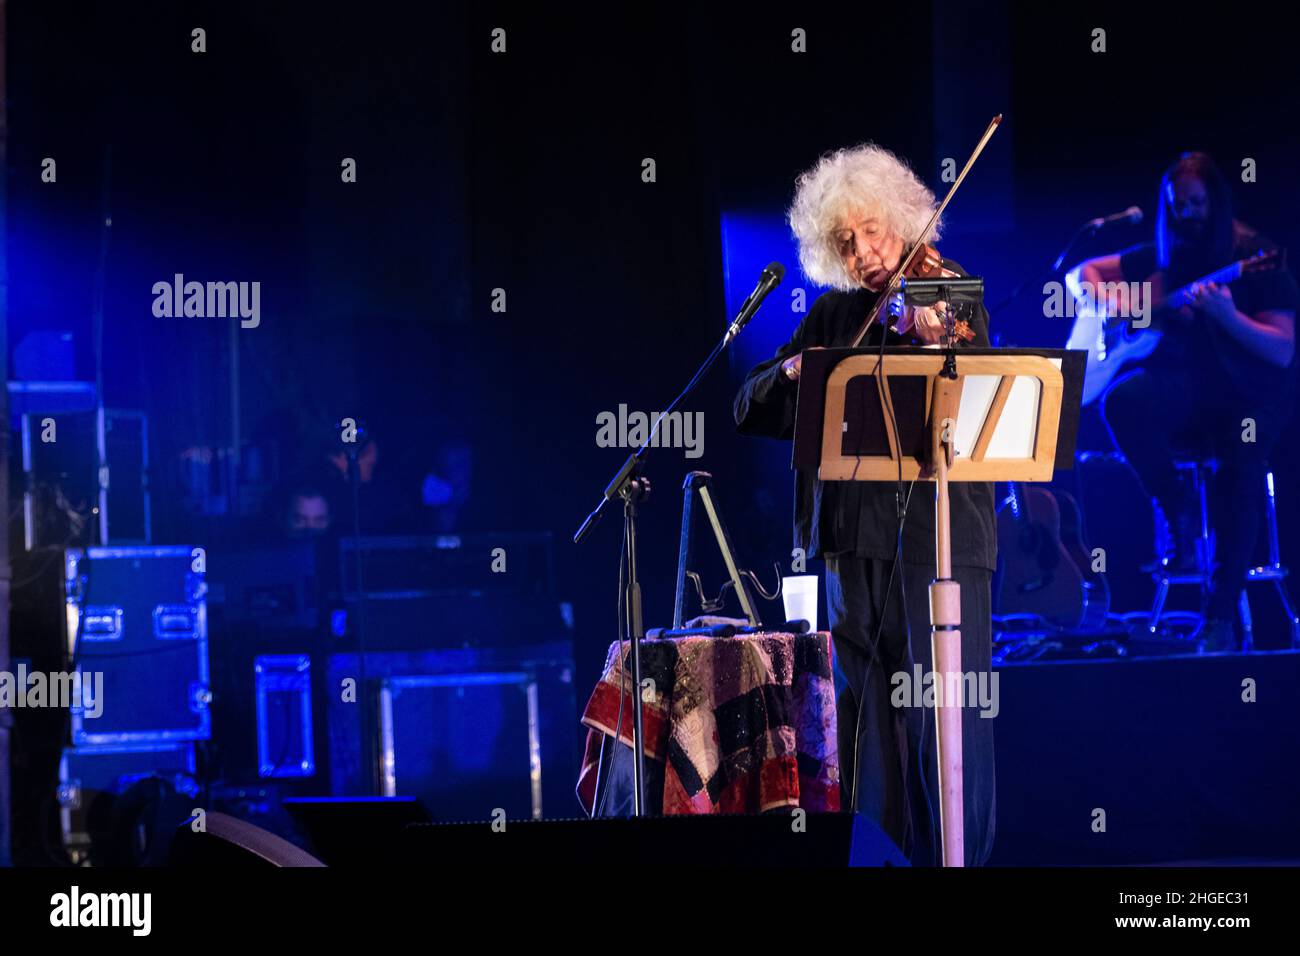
xmin=1068 ymin=248 xmax=1284 ymax=405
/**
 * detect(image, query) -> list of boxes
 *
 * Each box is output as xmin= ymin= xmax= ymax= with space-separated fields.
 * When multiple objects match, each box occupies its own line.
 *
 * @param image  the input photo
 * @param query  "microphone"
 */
xmin=724 ymin=261 xmax=785 ymax=345
xmin=1085 ymin=206 xmax=1143 ymax=231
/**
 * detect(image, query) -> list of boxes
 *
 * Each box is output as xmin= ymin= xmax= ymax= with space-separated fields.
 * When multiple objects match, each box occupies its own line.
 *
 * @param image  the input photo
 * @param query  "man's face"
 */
xmin=834 ymin=211 xmax=904 ymax=291
xmin=287 ymin=494 xmax=330 ymax=535
xmin=1168 ymin=173 xmax=1210 ymax=246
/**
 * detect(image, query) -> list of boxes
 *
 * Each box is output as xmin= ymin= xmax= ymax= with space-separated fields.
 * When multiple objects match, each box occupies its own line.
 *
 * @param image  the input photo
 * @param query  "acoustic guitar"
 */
xmin=1068 ymin=248 xmax=1284 ymax=406
xmin=995 ymin=482 xmax=1110 ymax=630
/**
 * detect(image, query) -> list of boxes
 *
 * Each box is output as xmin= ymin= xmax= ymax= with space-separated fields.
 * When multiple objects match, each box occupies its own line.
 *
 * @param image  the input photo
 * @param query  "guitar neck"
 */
xmin=1165 ymin=262 xmax=1244 ymax=309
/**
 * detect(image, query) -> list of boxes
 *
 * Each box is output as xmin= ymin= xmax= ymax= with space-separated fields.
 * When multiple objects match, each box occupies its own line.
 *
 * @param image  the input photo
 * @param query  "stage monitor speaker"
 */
xmin=402 ymin=812 xmax=909 ymax=867
xmin=282 ymin=796 xmax=431 ymax=866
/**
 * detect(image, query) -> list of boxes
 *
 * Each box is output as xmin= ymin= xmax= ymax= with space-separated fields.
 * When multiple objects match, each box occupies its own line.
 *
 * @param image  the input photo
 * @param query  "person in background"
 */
xmin=422 ymin=440 xmax=475 ymax=533
xmin=281 ymin=485 xmax=331 ymax=538
xmin=312 ymin=429 xmax=413 ymax=535
xmin=1071 ymin=152 xmax=1298 ymax=652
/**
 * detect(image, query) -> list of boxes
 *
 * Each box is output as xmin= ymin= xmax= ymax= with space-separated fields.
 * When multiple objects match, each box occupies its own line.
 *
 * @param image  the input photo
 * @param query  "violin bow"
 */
xmin=849 ymin=114 xmax=1003 ymax=348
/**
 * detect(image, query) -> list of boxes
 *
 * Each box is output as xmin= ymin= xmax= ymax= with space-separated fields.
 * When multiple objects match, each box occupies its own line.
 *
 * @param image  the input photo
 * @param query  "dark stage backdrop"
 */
xmin=7 ymin=4 xmax=1300 ymax=760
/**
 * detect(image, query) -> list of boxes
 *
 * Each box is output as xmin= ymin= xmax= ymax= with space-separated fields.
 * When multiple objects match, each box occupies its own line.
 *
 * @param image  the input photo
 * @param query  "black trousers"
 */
xmin=825 ymin=554 xmax=996 ymax=867
xmin=1103 ymin=367 xmax=1283 ymax=621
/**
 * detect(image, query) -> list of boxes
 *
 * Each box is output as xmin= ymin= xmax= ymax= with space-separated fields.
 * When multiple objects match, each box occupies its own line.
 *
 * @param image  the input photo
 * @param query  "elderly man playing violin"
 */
xmin=734 ymin=143 xmax=997 ymax=867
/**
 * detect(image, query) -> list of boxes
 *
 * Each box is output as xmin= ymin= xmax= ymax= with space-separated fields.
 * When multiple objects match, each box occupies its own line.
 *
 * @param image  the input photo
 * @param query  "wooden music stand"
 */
xmin=793 ymin=345 xmax=1084 ymax=866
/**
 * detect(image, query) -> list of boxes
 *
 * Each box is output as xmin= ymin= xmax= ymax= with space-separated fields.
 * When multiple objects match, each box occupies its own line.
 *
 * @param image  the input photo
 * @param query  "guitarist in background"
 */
xmin=1073 ymin=152 xmax=1298 ymax=651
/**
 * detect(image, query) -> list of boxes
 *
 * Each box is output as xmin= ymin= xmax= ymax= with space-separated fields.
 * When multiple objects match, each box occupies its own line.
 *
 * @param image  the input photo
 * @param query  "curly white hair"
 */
xmin=787 ymin=143 xmax=942 ymax=291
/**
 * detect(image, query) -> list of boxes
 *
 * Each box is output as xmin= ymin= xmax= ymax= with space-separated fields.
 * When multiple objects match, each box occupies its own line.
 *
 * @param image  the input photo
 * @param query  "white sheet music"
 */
xmin=952 ymin=358 xmax=1063 ymax=459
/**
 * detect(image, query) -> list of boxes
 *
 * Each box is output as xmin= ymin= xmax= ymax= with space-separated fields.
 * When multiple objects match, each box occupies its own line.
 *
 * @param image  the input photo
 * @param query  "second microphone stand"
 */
xmin=573 ymin=268 xmax=781 ymax=817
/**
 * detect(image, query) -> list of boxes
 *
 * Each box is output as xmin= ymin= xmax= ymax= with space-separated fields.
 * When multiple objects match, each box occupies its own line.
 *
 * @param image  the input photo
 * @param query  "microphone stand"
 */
xmin=343 ymin=431 xmax=373 ymax=792
xmin=574 ymin=292 xmax=768 ymax=817
xmin=91 ymin=147 xmax=113 ymax=546
xmin=988 ymin=218 xmax=1110 ymax=318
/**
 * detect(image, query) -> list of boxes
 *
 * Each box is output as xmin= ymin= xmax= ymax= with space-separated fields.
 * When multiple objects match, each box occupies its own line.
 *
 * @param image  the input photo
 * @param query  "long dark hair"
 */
xmin=1154 ymin=151 xmax=1235 ymax=271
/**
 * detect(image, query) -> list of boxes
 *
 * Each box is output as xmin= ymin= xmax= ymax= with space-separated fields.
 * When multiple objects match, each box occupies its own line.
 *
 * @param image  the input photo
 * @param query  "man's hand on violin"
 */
xmin=1189 ymin=281 xmax=1237 ymax=326
xmin=895 ymin=301 xmax=951 ymax=345
xmin=781 ymin=346 xmax=825 ymax=381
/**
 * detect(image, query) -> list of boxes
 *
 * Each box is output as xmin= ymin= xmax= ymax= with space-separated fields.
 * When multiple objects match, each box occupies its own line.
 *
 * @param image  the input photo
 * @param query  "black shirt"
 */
xmin=1117 ymin=226 xmax=1299 ymax=406
xmin=733 ymin=260 xmax=998 ymax=572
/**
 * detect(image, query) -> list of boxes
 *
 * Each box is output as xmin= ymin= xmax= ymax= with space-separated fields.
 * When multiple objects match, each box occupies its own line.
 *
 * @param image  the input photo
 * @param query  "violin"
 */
xmin=889 ymin=241 xmax=977 ymax=343
xmin=850 ymin=115 xmax=1003 ymax=348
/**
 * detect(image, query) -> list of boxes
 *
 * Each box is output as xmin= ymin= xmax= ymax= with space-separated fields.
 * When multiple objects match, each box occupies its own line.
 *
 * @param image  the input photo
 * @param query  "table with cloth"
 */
xmin=575 ymin=630 xmax=841 ymax=816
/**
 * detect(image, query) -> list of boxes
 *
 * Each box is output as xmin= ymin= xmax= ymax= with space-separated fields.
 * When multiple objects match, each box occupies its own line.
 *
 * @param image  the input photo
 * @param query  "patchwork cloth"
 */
xmin=576 ymin=631 xmax=840 ymax=815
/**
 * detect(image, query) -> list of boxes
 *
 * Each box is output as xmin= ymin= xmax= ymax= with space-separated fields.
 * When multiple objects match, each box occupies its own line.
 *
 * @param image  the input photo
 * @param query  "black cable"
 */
xmin=914 ymin=298 xmax=978 ymax=864
xmin=848 ymin=480 xmax=913 ymax=815
xmin=902 ymin=297 xmax=972 ymax=863
xmin=898 ymin=528 xmax=941 ymax=865
xmin=849 ymin=282 xmax=962 ymax=865
xmin=9 ymin=545 xmax=71 ymax=591
xmin=344 ymin=452 xmax=372 ymax=792
xmin=45 ymin=554 xmax=94 ymax=865
xmin=594 ymin=519 xmax=630 ymax=817
xmin=847 ymin=290 xmax=911 ymax=814
xmin=847 ymin=287 xmax=961 ymax=829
